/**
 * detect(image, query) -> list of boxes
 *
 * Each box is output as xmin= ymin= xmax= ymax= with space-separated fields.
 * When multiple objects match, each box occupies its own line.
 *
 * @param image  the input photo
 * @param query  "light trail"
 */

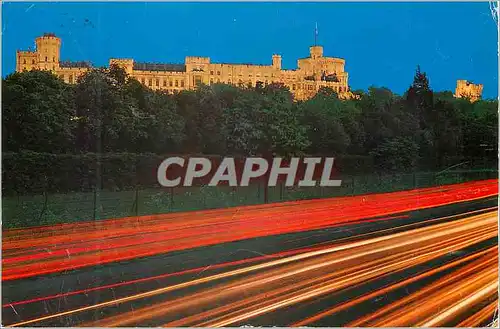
xmin=2 ymin=179 xmax=497 ymax=280
xmin=456 ymin=300 xmax=499 ymax=327
xmin=346 ymin=249 xmax=498 ymax=326
xmin=7 ymin=209 xmax=497 ymax=327
xmin=291 ymin=245 xmax=498 ymax=326
xmin=5 ymin=205 xmax=495 ymax=309
xmin=2 ymin=179 xmax=498 ymax=327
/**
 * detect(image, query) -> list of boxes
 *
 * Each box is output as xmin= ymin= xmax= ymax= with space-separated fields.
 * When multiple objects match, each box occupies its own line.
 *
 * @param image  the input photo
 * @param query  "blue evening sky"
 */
xmin=2 ymin=2 xmax=498 ymax=99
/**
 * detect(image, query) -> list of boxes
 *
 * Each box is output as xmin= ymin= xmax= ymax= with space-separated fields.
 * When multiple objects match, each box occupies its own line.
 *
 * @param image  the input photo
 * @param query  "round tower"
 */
xmin=35 ymin=33 xmax=61 ymax=70
xmin=310 ymin=46 xmax=323 ymax=59
xmin=272 ymin=54 xmax=282 ymax=70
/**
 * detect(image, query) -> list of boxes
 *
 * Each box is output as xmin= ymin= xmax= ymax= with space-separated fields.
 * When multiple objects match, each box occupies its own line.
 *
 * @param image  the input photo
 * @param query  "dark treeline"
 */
xmin=2 ymin=65 xmax=498 ymax=175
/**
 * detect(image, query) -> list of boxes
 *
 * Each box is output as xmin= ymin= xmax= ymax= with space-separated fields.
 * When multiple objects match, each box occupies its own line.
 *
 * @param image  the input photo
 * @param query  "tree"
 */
xmin=74 ymin=67 xmax=138 ymax=152
xmin=370 ymin=137 xmax=419 ymax=172
xmin=431 ymin=98 xmax=464 ymax=167
xmin=462 ymin=99 xmax=498 ymax=162
xmin=317 ymin=86 xmax=337 ymax=97
xmin=222 ymin=87 xmax=266 ymax=156
xmin=125 ymin=79 xmax=185 ymax=154
xmin=300 ymin=91 xmax=351 ymax=155
xmin=175 ymin=85 xmax=226 ymax=155
xmin=2 ymin=70 xmax=76 ymax=153
xmin=406 ymin=66 xmax=434 ymax=126
xmin=359 ymin=87 xmax=398 ymax=152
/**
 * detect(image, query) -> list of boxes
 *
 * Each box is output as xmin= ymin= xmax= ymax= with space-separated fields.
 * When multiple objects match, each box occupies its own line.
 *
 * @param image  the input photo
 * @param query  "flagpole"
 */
xmin=314 ymin=22 xmax=318 ymax=46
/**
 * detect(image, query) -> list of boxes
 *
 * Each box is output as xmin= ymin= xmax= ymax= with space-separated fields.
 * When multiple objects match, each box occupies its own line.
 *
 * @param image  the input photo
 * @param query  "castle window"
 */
xmin=210 ymin=71 xmax=214 ymax=75
xmin=69 ymin=75 xmax=73 ymax=84
xmin=45 ymin=56 xmax=48 ymax=62
xmin=175 ymin=80 xmax=179 ymax=87
xmin=292 ymin=84 xmax=296 ymax=90
xmin=210 ymin=78 xmax=214 ymax=85
xmin=23 ymin=59 xmax=27 ymax=64
xmin=217 ymin=71 xmax=221 ymax=75
xmin=169 ymin=80 xmax=173 ymax=87
xmin=217 ymin=79 xmax=220 ymax=83
xmin=148 ymin=79 xmax=152 ymax=86
xmin=156 ymin=79 xmax=159 ymax=87
xmin=163 ymin=80 xmax=167 ymax=87
xmin=181 ymin=80 xmax=185 ymax=87
xmin=52 ymin=66 xmax=55 ymax=70
xmin=32 ymin=59 xmax=36 ymax=64
xmin=228 ymin=79 xmax=231 ymax=84
xmin=141 ymin=78 xmax=145 ymax=84
xmin=53 ymin=57 xmax=55 ymax=62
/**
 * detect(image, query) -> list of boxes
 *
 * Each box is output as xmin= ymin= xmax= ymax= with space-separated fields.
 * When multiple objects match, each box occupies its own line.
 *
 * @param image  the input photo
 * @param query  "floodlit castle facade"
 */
xmin=16 ymin=33 xmax=356 ymax=101
xmin=454 ymin=80 xmax=483 ymax=102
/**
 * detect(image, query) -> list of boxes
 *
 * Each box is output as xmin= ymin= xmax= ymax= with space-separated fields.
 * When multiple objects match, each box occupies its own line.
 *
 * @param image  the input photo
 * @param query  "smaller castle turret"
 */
xmin=455 ymin=80 xmax=483 ymax=102
xmin=309 ymin=46 xmax=323 ymax=59
xmin=272 ymin=54 xmax=282 ymax=70
xmin=35 ymin=33 xmax=61 ymax=71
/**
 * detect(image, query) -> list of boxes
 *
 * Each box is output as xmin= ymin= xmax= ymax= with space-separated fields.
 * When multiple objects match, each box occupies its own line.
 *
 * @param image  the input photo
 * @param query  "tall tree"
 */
xmin=406 ymin=65 xmax=434 ymax=127
xmin=2 ymin=70 xmax=76 ymax=153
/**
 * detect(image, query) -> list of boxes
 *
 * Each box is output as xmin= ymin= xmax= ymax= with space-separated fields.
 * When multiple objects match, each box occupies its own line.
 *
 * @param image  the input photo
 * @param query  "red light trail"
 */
xmin=2 ymin=179 xmax=498 ymax=327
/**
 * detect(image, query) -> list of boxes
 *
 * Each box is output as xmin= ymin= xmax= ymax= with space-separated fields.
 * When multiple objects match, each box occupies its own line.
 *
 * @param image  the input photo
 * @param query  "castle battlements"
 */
xmin=15 ymin=33 xmax=353 ymax=100
xmin=455 ymin=80 xmax=483 ymax=102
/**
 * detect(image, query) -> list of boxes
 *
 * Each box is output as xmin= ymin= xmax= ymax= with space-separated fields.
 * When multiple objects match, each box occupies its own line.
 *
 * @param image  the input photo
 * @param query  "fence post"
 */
xmin=93 ymin=188 xmax=97 ymax=220
xmin=280 ymin=182 xmax=284 ymax=201
xmin=203 ymin=187 xmax=207 ymax=209
xmin=38 ymin=191 xmax=48 ymax=224
xmin=135 ymin=188 xmax=139 ymax=216
xmin=170 ymin=187 xmax=174 ymax=210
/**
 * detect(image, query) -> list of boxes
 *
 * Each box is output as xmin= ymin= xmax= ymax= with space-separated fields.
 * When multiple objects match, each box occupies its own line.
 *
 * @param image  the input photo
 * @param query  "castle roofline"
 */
xmin=60 ymin=60 xmax=92 ymax=68
xmin=217 ymin=62 xmax=270 ymax=67
xmin=133 ymin=62 xmax=186 ymax=72
xmin=298 ymin=56 xmax=345 ymax=61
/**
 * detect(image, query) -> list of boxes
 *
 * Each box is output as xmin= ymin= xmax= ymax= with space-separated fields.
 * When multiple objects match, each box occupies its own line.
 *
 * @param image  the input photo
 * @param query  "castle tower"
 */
xmin=35 ymin=33 xmax=61 ymax=71
xmin=272 ymin=54 xmax=282 ymax=70
xmin=310 ymin=46 xmax=323 ymax=59
xmin=454 ymin=80 xmax=483 ymax=102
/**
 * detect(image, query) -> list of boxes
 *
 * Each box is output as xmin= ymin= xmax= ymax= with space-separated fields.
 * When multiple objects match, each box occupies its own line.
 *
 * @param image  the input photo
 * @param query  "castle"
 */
xmin=16 ymin=33 xmax=356 ymax=101
xmin=454 ymin=80 xmax=483 ymax=102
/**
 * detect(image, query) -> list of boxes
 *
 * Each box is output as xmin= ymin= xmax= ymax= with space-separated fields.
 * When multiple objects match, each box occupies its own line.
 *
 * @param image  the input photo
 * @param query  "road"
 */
xmin=2 ymin=179 xmax=498 ymax=327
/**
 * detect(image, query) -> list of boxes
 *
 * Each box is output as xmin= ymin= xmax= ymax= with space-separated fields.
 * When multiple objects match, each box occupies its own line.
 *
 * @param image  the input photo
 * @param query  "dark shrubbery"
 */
xmin=2 ymin=66 xmax=498 ymax=195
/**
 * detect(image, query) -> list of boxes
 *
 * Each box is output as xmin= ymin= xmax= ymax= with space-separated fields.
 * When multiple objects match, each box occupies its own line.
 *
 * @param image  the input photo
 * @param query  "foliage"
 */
xmin=370 ymin=137 xmax=419 ymax=171
xmin=2 ymin=71 xmax=76 ymax=153
xmin=2 ymin=66 xmax=498 ymax=189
